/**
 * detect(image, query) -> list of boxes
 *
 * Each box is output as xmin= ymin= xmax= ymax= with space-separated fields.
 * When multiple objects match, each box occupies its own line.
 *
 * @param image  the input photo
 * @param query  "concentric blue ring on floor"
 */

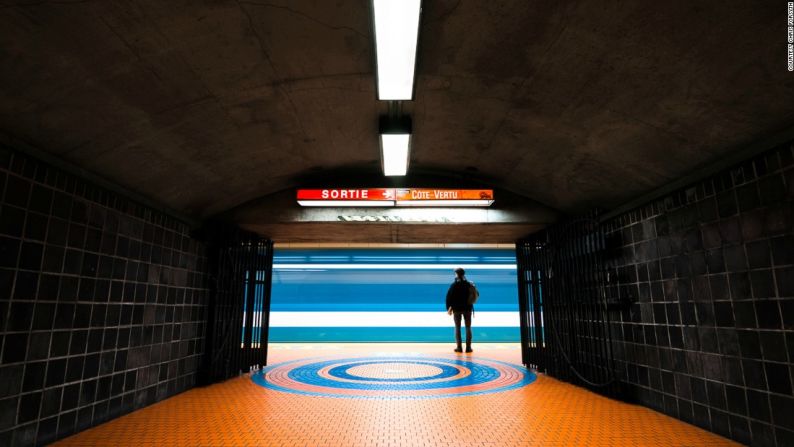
xmin=251 ymin=355 xmax=536 ymax=399
xmin=327 ymin=360 xmax=459 ymax=382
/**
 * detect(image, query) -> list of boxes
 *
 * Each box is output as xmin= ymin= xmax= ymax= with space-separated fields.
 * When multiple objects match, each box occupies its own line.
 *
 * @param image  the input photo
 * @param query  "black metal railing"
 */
xmin=516 ymin=217 xmax=620 ymax=397
xmin=516 ymin=240 xmax=546 ymax=370
xmin=200 ymin=224 xmax=273 ymax=383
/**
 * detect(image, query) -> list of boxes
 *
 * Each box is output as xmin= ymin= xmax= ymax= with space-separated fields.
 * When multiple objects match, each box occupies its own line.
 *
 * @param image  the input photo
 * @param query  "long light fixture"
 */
xmin=372 ymin=0 xmax=422 ymax=100
xmin=381 ymin=134 xmax=410 ymax=176
xmin=379 ymin=115 xmax=411 ymax=176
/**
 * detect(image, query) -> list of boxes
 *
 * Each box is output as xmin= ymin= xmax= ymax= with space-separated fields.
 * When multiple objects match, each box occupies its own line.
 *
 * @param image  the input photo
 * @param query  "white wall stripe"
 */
xmin=259 ymin=311 xmax=522 ymax=327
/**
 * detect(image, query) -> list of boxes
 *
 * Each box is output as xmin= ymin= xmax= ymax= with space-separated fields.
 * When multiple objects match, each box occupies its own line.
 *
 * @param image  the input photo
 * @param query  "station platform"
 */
xmin=54 ymin=344 xmax=736 ymax=446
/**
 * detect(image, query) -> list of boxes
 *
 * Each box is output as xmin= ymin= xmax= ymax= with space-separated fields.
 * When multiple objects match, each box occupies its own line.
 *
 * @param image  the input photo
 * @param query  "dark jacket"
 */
xmin=446 ymin=278 xmax=473 ymax=312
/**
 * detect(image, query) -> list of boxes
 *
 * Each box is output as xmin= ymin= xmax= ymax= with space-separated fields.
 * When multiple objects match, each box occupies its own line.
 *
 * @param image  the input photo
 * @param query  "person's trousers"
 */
xmin=453 ymin=311 xmax=472 ymax=349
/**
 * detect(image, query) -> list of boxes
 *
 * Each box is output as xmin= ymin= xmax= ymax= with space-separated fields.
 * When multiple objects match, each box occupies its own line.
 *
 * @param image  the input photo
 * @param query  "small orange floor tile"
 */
xmin=54 ymin=343 xmax=738 ymax=446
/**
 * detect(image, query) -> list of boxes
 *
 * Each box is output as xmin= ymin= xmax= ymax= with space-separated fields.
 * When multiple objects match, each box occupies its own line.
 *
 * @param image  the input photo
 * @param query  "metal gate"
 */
xmin=201 ymin=225 xmax=274 ymax=383
xmin=516 ymin=218 xmax=621 ymax=397
xmin=516 ymin=240 xmax=546 ymax=370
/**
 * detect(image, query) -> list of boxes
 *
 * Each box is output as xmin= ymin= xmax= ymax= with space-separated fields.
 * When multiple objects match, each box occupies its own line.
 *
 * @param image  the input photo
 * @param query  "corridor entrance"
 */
xmin=268 ymin=246 xmax=521 ymax=343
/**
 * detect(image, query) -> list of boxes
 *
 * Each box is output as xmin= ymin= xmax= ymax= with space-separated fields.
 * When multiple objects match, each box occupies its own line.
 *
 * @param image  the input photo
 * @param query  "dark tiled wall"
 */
xmin=604 ymin=142 xmax=794 ymax=446
xmin=0 ymin=147 xmax=209 ymax=446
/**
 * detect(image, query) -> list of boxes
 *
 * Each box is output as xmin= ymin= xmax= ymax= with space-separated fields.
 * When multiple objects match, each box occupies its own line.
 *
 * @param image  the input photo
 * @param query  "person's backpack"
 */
xmin=467 ymin=281 xmax=479 ymax=305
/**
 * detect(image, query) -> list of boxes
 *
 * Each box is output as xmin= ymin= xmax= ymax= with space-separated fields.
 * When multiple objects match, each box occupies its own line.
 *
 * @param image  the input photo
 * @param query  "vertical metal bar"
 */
xmin=246 ymin=241 xmax=256 ymax=371
xmin=594 ymin=228 xmax=608 ymax=387
xmin=583 ymin=231 xmax=593 ymax=388
xmin=254 ymin=244 xmax=261 ymax=362
xmin=587 ymin=226 xmax=600 ymax=387
xmin=244 ymin=263 xmax=255 ymax=371
xmin=532 ymin=248 xmax=539 ymax=368
xmin=538 ymin=241 xmax=550 ymax=374
xmin=579 ymin=227 xmax=594 ymax=389
xmin=571 ymin=233 xmax=580 ymax=384
xmin=532 ymin=243 xmax=543 ymax=370
xmin=228 ymin=242 xmax=236 ymax=378
xmin=247 ymin=240 xmax=255 ymax=370
xmin=562 ymin=232 xmax=573 ymax=383
xmin=587 ymin=227 xmax=600 ymax=387
xmin=264 ymin=240 xmax=268 ymax=362
xmin=200 ymin=232 xmax=220 ymax=384
xmin=255 ymin=242 xmax=265 ymax=364
xmin=254 ymin=265 xmax=261 ymax=354
xmin=535 ymin=263 xmax=544 ymax=369
xmin=261 ymin=240 xmax=274 ymax=366
xmin=232 ymin=239 xmax=244 ymax=376
xmin=246 ymin=241 xmax=254 ymax=370
xmin=567 ymin=230 xmax=578 ymax=385
xmin=222 ymin=236 xmax=231 ymax=379
xmin=260 ymin=244 xmax=266 ymax=357
xmin=530 ymin=243 xmax=542 ymax=370
xmin=219 ymin=240 xmax=226 ymax=379
xmin=523 ymin=245 xmax=531 ymax=367
xmin=516 ymin=241 xmax=530 ymax=367
xmin=526 ymin=243 xmax=534 ymax=368
xmin=589 ymin=223 xmax=604 ymax=388
xmin=551 ymin=237 xmax=561 ymax=379
xmin=258 ymin=267 xmax=264 ymax=357
xmin=245 ymin=242 xmax=251 ymax=371
xmin=214 ymin=238 xmax=223 ymax=380
xmin=537 ymin=238 xmax=552 ymax=378
xmin=572 ymin=232 xmax=579 ymax=385
xmin=217 ymin=232 xmax=225 ymax=379
xmin=584 ymin=229 xmax=594 ymax=387
xmin=528 ymin=260 xmax=537 ymax=368
xmin=260 ymin=242 xmax=267 ymax=364
xmin=226 ymin=241 xmax=234 ymax=378
xmin=525 ymin=243 xmax=534 ymax=368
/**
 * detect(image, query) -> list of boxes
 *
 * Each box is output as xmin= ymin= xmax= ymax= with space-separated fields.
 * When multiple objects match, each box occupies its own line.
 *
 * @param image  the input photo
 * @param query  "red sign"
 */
xmin=394 ymin=189 xmax=493 ymax=201
xmin=296 ymin=189 xmax=394 ymax=200
xmin=296 ymin=188 xmax=494 ymax=206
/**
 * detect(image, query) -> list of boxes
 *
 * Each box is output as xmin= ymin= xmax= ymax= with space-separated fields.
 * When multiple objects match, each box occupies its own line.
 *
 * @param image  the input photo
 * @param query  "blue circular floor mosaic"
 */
xmin=251 ymin=355 xmax=536 ymax=399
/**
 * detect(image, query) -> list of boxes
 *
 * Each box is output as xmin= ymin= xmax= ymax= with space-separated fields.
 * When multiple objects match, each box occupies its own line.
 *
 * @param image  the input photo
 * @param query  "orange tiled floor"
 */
xmin=55 ymin=343 xmax=738 ymax=446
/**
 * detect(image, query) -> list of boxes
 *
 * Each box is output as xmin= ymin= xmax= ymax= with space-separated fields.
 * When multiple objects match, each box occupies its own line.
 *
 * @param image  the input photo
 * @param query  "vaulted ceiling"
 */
xmin=1 ymin=0 xmax=793 ymax=219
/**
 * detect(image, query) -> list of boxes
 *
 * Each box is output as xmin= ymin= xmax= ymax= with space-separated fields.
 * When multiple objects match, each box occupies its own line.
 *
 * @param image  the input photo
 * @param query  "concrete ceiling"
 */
xmin=1 ymin=0 xmax=793 ymax=219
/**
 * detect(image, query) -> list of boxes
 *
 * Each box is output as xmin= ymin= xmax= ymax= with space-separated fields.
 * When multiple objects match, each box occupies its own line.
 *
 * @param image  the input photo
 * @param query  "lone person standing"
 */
xmin=446 ymin=267 xmax=474 ymax=353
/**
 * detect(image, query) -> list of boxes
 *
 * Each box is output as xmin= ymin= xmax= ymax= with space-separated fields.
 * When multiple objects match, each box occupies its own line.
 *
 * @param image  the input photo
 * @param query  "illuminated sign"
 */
xmin=394 ymin=188 xmax=494 ymax=206
xmin=296 ymin=189 xmax=494 ymax=207
xmin=296 ymin=189 xmax=394 ymax=206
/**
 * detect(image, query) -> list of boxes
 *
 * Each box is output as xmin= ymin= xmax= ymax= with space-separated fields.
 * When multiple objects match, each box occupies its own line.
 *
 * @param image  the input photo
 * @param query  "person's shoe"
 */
xmin=465 ymin=348 xmax=473 ymax=353
xmin=454 ymin=347 xmax=463 ymax=353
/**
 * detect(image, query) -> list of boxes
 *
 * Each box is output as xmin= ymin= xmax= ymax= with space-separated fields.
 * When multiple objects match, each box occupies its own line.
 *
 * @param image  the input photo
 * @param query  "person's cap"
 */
xmin=454 ymin=267 xmax=465 ymax=275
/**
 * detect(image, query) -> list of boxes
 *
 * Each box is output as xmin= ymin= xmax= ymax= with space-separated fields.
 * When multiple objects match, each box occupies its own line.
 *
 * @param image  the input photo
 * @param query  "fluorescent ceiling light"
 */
xmin=297 ymin=200 xmax=395 ymax=207
xmin=372 ymin=0 xmax=422 ymax=100
xmin=396 ymin=199 xmax=495 ymax=207
xmin=381 ymin=134 xmax=410 ymax=176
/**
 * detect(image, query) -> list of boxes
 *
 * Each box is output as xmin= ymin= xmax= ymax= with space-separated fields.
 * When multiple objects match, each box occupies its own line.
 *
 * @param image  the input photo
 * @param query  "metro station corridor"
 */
xmin=2 ymin=1 xmax=794 ymax=446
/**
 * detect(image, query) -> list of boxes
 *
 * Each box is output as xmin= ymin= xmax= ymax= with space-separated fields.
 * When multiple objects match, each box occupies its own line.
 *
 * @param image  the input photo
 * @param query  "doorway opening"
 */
xmin=267 ymin=245 xmax=521 ymax=343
